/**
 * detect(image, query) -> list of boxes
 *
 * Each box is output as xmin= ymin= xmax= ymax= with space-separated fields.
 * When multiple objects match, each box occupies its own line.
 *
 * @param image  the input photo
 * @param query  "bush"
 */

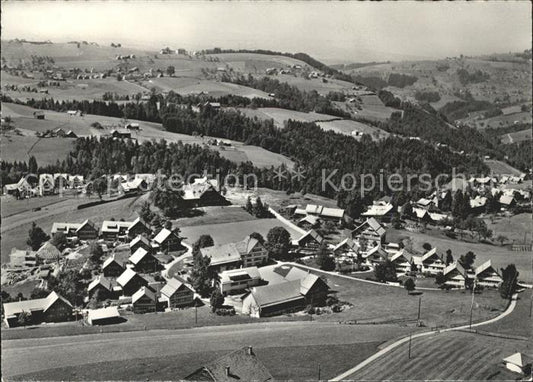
xmin=215 ymin=307 xmax=235 ymax=316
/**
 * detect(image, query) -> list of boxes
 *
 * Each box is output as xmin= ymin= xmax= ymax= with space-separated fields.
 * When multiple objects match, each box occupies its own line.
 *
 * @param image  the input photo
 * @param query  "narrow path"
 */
xmin=331 ymin=293 xmax=519 ymax=381
xmin=268 ymin=207 xmax=306 ymax=235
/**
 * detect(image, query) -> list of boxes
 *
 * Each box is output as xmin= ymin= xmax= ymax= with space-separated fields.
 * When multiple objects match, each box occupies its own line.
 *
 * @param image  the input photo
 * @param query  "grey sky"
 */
xmin=2 ymin=1 xmax=531 ymax=62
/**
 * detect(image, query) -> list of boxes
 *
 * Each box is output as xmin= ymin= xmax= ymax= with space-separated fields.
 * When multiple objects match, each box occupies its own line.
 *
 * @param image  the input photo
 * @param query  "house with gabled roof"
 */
xmin=443 ymin=262 xmax=468 ymax=289
xmin=116 ymin=268 xmax=148 ymax=296
xmin=88 ymin=275 xmax=115 ymax=299
xmin=132 ymin=286 xmax=157 ymax=314
xmin=333 ymin=237 xmax=360 ymax=256
xmin=362 ymin=201 xmax=394 ymax=221
xmin=129 ymin=235 xmax=152 ymax=254
xmin=51 ymin=219 xmax=98 ymax=242
xmin=296 ymin=230 xmax=324 ymax=253
xmin=160 ymin=277 xmax=195 ymax=308
xmin=201 ymin=243 xmax=243 ymax=272
xmin=36 ymin=241 xmax=61 ymax=263
xmin=475 ymin=260 xmax=503 ymax=288
xmin=3 ymin=291 xmax=73 ymax=328
xmin=304 ymin=204 xmax=346 ymax=223
xmin=352 ymin=218 xmax=386 ymax=247
xmin=363 ymin=245 xmax=389 ymax=266
xmin=127 ymin=217 xmax=151 ymax=238
xmin=388 ymin=249 xmax=412 ymax=275
xmin=102 ymin=255 xmax=125 ymax=277
xmin=181 ymin=177 xmax=229 ymax=208
xmin=129 ymin=247 xmax=160 ymax=273
xmin=412 ymin=248 xmax=445 ymax=275
xmin=297 ymin=215 xmax=321 ymax=229
xmin=502 ymin=352 xmax=532 ymax=375
xmin=101 ymin=220 xmax=133 ymax=241
xmin=184 ymin=346 xmax=273 ymax=381
xmin=152 ymin=228 xmax=183 ymax=252
xmin=234 ymin=236 xmax=268 ymax=268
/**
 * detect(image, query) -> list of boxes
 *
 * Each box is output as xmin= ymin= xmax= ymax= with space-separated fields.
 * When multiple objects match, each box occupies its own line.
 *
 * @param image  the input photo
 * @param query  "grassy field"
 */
xmin=484 ymin=159 xmax=525 ymax=176
xmin=356 ymin=94 xmax=397 ymax=121
xmin=237 ymin=107 xmax=340 ymax=127
xmin=485 ymin=213 xmax=532 ymax=245
xmin=10 ymin=342 xmax=380 ymax=381
xmin=301 ymin=266 xmax=508 ymax=328
xmin=482 ymin=289 xmax=532 ymax=338
xmin=386 ymin=228 xmax=533 ymax=283
xmin=317 ymin=119 xmax=389 ymax=140
xmin=174 ymin=206 xmax=256 ymax=227
xmin=1 ymin=194 xmax=82 ymax=218
xmin=180 ymin=217 xmax=302 ymax=246
xmin=475 ymin=111 xmax=532 ymax=129
xmin=500 ymin=128 xmax=532 ymax=144
xmin=1 ymin=102 xmax=295 ymax=168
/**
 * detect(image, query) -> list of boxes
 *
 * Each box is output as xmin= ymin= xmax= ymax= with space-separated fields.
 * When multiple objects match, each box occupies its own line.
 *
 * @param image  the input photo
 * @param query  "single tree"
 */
xmin=422 ymin=243 xmax=432 ymax=251
xmin=138 ymin=201 xmax=155 ymax=223
xmin=445 ymin=249 xmax=454 ymax=265
xmin=265 ymin=226 xmax=291 ymax=261
xmin=166 ymin=65 xmax=175 ymax=76
xmin=374 ymin=260 xmax=397 ymax=282
xmin=89 ymin=241 xmax=104 ymax=264
xmin=50 ymin=232 xmax=68 ymax=250
xmin=459 ymin=251 xmax=476 ymax=269
xmin=404 ymin=278 xmax=416 ymax=294
xmin=499 ymin=264 xmax=519 ymax=300
xmin=190 ymin=253 xmax=213 ymax=298
xmin=495 ymin=235 xmax=508 ymax=246
xmin=244 ymin=196 xmax=253 ymax=214
xmin=435 ymin=272 xmax=446 ymax=285
xmin=193 ymin=235 xmax=215 ymax=255
xmin=210 ymin=289 xmax=225 ymax=312
xmin=27 ymin=222 xmax=50 ymax=250
xmin=249 ymin=232 xmax=265 ymax=245
xmin=316 ymin=243 xmax=335 ymax=271
xmin=17 ymin=310 xmax=32 ymax=327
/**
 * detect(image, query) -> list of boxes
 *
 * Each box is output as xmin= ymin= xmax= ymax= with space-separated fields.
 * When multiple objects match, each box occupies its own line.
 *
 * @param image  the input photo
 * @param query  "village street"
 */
xmin=1 ymin=321 xmax=411 ymax=377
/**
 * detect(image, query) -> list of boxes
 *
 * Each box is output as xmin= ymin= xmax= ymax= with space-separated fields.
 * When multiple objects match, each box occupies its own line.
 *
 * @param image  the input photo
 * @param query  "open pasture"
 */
xmin=484 ymin=159 xmax=525 ymax=176
xmin=317 ymin=119 xmax=390 ymax=140
xmin=346 ymin=331 xmax=530 ymax=381
xmin=356 ymin=94 xmax=397 ymax=121
xmin=499 ymin=128 xmax=532 ymax=144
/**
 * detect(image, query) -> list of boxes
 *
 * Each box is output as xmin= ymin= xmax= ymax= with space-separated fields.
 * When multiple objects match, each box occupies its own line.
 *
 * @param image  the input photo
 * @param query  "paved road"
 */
xmin=1 ymin=321 xmax=410 ymax=377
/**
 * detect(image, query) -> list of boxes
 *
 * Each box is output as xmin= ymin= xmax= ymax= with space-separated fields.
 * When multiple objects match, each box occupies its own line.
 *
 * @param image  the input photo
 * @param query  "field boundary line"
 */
xmin=269 ymin=207 xmax=307 ymax=235
xmin=330 ymin=293 xmax=519 ymax=381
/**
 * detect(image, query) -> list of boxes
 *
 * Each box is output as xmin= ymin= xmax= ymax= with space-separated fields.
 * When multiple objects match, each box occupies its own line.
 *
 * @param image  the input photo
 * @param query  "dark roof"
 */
xmin=184 ymin=346 xmax=273 ymax=381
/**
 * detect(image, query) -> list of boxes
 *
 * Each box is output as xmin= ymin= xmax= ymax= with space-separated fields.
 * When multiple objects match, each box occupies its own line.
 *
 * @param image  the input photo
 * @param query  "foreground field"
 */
xmin=346 ymin=331 xmax=530 ymax=381
xmin=387 ymin=228 xmax=533 ymax=283
xmin=485 ymin=213 xmax=533 ymax=245
xmin=1 ymin=321 xmax=413 ymax=380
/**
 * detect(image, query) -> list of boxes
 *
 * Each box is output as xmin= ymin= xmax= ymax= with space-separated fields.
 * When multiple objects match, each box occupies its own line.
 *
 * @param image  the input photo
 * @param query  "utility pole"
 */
xmin=195 ymin=304 xmax=198 ymax=325
xmin=469 ymin=280 xmax=477 ymax=330
xmin=408 ymin=333 xmax=412 ymax=359
xmin=417 ymin=296 xmax=422 ymax=326
xmin=318 ymin=364 xmax=321 ymax=381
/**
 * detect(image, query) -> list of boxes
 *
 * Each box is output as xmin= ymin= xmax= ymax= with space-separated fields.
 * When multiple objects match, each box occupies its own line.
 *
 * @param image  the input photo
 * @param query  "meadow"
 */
xmin=499 ymin=128 xmax=532 ymax=144
xmin=484 ymin=159 xmax=525 ymax=176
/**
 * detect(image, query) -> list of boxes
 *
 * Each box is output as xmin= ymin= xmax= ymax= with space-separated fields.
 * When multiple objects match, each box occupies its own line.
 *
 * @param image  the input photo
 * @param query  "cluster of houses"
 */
xmin=3 ymin=174 xmax=85 ymax=198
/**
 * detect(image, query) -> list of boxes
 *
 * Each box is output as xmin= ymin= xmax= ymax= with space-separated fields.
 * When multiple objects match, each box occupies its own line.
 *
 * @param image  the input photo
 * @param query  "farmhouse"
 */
xmin=125 ymin=122 xmax=140 ymax=130
xmin=297 ymin=215 xmax=321 ymax=229
xmin=361 ymin=201 xmax=394 ymax=221
xmin=296 ymin=230 xmax=324 ymax=252
xmin=129 ymin=235 xmax=152 ymax=254
xmin=88 ymin=276 xmax=115 ymax=299
xmin=412 ymin=207 xmax=433 ymax=223
xmin=153 ymin=228 xmax=183 ymax=252
xmin=111 ymin=129 xmax=132 ymax=139
xmin=181 ymin=177 xmax=228 ymax=207
xmin=160 ymin=277 xmax=195 ymax=308
xmin=352 ymin=218 xmax=386 ymax=246
xmin=116 ymin=268 xmax=149 ymax=296
xmin=475 ymin=260 xmax=503 ymax=288
xmin=443 ymin=262 xmax=468 ymax=289
xmin=184 ymin=346 xmax=273 ymax=381
xmin=242 ymin=271 xmax=329 ymax=317
xmin=388 ymin=250 xmax=412 ymax=275
xmin=3 ymin=177 xmax=33 ymax=197
xmin=129 ymin=247 xmax=160 ymax=273
xmin=132 ymin=286 xmax=157 ymax=314
xmin=499 ymin=194 xmax=516 ymax=209
xmin=3 ymin=291 xmax=73 ymax=328
xmin=469 ymin=196 xmax=487 ymax=213
xmin=235 ymin=236 xmax=269 ymax=267
xmin=333 ymin=237 xmax=360 ymax=256
xmin=502 ymin=352 xmax=532 ymax=375
xmin=33 ymin=110 xmax=45 ymax=119
xmin=220 ymin=267 xmax=262 ymax=295
xmin=201 ymin=236 xmax=268 ymax=272
xmin=121 ymin=178 xmax=147 ymax=194
xmin=87 ymin=306 xmax=122 ymax=326
xmin=363 ymin=245 xmax=389 ymax=267
xmin=102 ymin=255 xmax=125 ymax=278
xmin=101 ymin=220 xmax=133 ymax=241
xmin=412 ymin=248 xmax=446 ymax=275
xmin=51 ymin=219 xmax=98 ymax=242
xmin=304 ymin=204 xmax=346 ymax=223
xmin=127 ymin=217 xmax=151 ymax=238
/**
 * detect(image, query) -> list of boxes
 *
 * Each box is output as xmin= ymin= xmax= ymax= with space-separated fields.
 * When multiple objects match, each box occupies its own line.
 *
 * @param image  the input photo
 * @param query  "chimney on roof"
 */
xmin=225 ymin=366 xmax=230 ymax=376
xmin=247 ymin=346 xmax=253 ymax=355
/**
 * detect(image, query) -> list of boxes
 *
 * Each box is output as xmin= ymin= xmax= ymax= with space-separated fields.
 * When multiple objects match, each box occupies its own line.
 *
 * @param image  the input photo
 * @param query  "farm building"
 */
xmin=132 ymin=286 xmax=157 ymax=314
xmin=199 ymin=237 xmax=269 ymax=272
xmin=36 ymin=242 xmax=61 ymax=263
xmin=160 ymin=277 xmax=195 ymax=309
xmin=220 ymin=267 xmax=262 ymax=295
xmin=388 ymin=250 xmax=412 ymax=275
xmin=152 ymin=228 xmax=183 ymax=252
xmin=297 ymin=215 xmax=321 ymax=229
xmin=352 ymin=218 xmax=386 ymax=247
xmin=502 ymin=352 xmax=532 ymax=375
xmin=121 ymin=179 xmax=147 ymax=194
xmin=333 ymin=237 xmax=360 ymax=256
xmin=3 ymin=291 xmax=73 ymax=328
xmin=363 ymin=245 xmax=389 ymax=267
xmin=443 ymin=262 xmax=468 ymax=289
xmin=361 ymin=201 xmax=394 ymax=222
xmin=33 ymin=110 xmax=45 ymax=119
xmin=127 ymin=217 xmax=151 ymax=238
xmin=102 ymin=255 xmax=125 ymax=278
xmin=181 ymin=177 xmax=229 ymax=208
xmin=87 ymin=276 xmax=116 ymax=300
xmin=9 ymin=249 xmax=38 ymax=268
xmin=101 ymin=220 xmax=133 ymax=241
xmin=184 ymin=346 xmax=273 ymax=381
xmin=116 ymin=268 xmax=149 ymax=296
xmin=296 ymin=230 xmax=324 ymax=253
xmin=129 ymin=235 xmax=152 ymax=254
xmin=111 ymin=129 xmax=132 ymax=139
xmin=475 ymin=260 xmax=503 ymax=288
xmin=87 ymin=306 xmax=122 ymax=326
xmin=51 ymin=219 xmax=98 ymax=242
xmin=412 ymin=248 xmax=446 ymax=275
xmin=304 ymin=204 xmax=347 ymax=223
xmin=129 ymin=247 xmax=160 ymax=273
xmin=125 ymin=122 xmax=140 ymax=130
